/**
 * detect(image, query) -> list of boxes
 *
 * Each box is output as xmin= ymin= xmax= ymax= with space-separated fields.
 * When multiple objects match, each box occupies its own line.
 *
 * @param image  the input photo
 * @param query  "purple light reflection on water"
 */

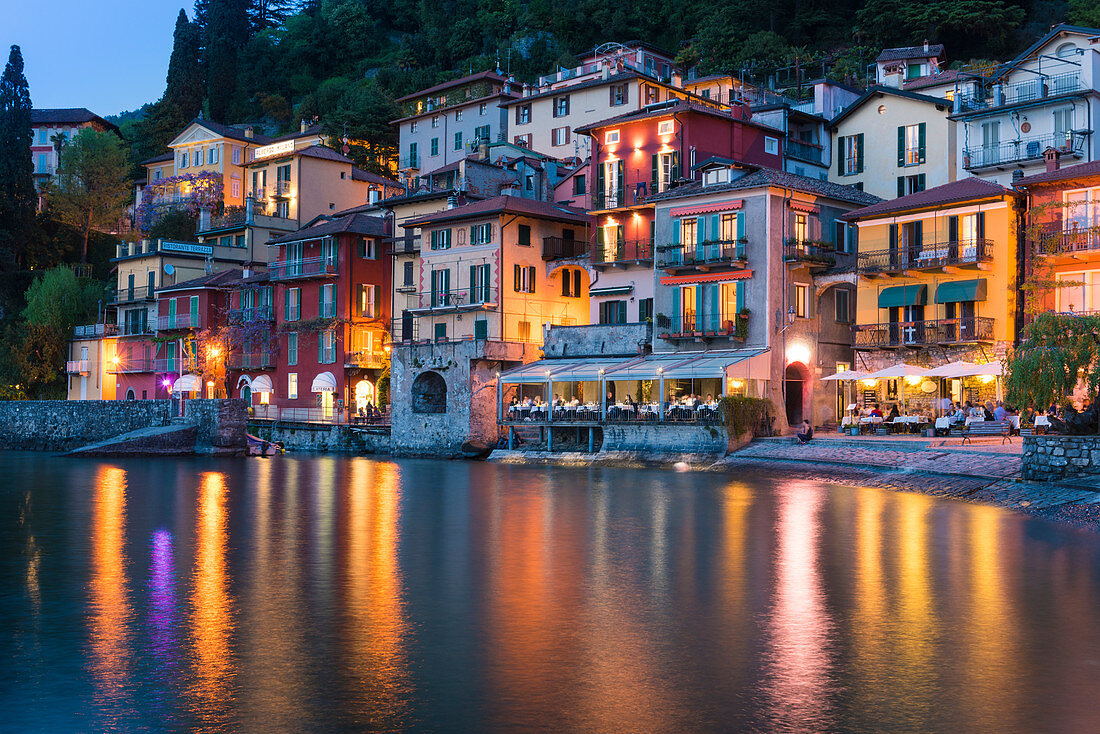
xmin=149 ymin=529 xmax=176 ymax=660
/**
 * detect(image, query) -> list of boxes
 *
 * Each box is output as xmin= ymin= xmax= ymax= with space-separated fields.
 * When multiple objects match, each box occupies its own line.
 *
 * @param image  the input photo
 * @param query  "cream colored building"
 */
xmin=66 ymin=328 xmax=117 ymax=400
xmin=244 ymin=145 xmax=382 ymax=225
xmin=829 ymin=86 xmax=957 ymax=200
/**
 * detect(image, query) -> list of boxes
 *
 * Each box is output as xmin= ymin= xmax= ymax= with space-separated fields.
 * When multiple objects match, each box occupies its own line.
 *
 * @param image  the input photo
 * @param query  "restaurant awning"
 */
xmin=935 ymin=278 xmax=987 ymax=303
xmin=499 ymin=358 xmax=636 ymax=384
xmin=311 ymin=371 xmax=337 ymax=392
xmin=878 ymin=284 xmax=927 ymax=308
xmin=251 ymin=374 xmax=274 ymax=393
xmin=589 ymin=285 xmax=633 ymax=297
xmin=173 ymin=374 xmax=201 ymax=393
xmin=660 ymin=270 xmax=753 ymax=286
xmin=498 ymin=350 xmax=770 ymax=384
xmin=659 ymin=349 xmax=769 ymax=379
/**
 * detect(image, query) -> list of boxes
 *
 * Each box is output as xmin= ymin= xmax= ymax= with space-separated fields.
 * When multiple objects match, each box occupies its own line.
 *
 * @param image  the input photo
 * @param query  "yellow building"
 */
xmin=66 ymin=326 xmax=118 ymax=400
xmin=846 ymin=177 xmax=1019 ymax=405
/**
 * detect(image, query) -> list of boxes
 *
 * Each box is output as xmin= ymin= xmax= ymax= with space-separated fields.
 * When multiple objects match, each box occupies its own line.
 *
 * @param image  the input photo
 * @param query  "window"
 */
xmin=897 ymin=173 xmax=926 ymax=197
xmin=357 ymin=238 xmax=376 ymax=259
xmin=470 ymin=223 xmax=493 ymax=245
xmin=154 ymin=168 xmax=163 ymax=180
xmin=981 ymin=121 xmax=999 ymax=151
xmin=658 ymin=119 xmax=674 ymax=136
xmin=638 ymin=297 xmax=653 ymax=322
xmin=793 ymin=213 xmax=808 ymax=243
xmin=434 ymin=322 xmax=448 ymax=341
xmin=403 ymin=261 xmax=414 ymax=286
xmin=645 ymin=85 xmax=660 ymax=104
xmin=288 ymin=373 xmax=298 ymax=399
xmin=525 ymin=175 xmax=534 ymax=191
xmin=408 ymin=142 xmax=418 ymax=167
xmin=469 ymin=264 xmax=491 ymax=303
xmin=178 ymin=152 xmax=187 ymax=169
xmin=474 ymin=124 xmax=490 ymax=144
xmin=610 ymin=83 xmax=628 ymax=106
xmin=318 ymin=329 xmax=337 ymax=364
xmin=899 ymin=123 xmax=925 ymax=166
xmin=430 ymin=269 xmax=451 ymax=307
xmin=231 ymin=179 xmax=241 ymax=198
xmin=653 ymin=151 xmax=679 ymax=192
xmin=430 ymin=228 xmax=452 ymax=250
xmin=454 ymin=109 xmax=462 ymax=122
xmin=599 ymin=300 xmax=628 ymax=324
xmin=287 ymin=333 xmax=298 ymax=366
xmin=680 ymin=217 xmax=697 ymax=246
xmin=430 ymin=137 xmax=439 ymax=157
xmin=276 ymin=200 xmax=290 ymax=218
xmin=1057 ymin=42 xmax=1077 ymax=58
xmin=36 ymin=153 xmax=47 ymax=174
xmin=704 ymin=168 xmax=730 ymax=186
xmin=604 ymin=130 xmax=620 ymax=145
xmin=516 ymin=104 xmax=531 ymax=124
xmin=232 ymin=146 xmax=240 ymax=164
xmin=720 ymin=212 xmax=740 ymax=242
xmin=551 ymin=127 xmax=570 ymax=146
xmin=794 ymin=283 xmax=809 ymax=318
xmin=835 ymin=289 xmax=851 ymax=323
xmin=209 ymin=146 xmax=219 ymax=164
xmin=554 ymin=96 xmax=570 ymax=117
xmin=513 ymin=264 xmax=536 ymax=293
xmin=454 ymin=131 xmax=463 ymax=151
xmin=764 ymin=136 xmax=779 ymax=155
xmin=431 ymin=115 xmax=439 ymax=128
xmin=320 ymin=283 xmax=336 ymax=318
xmin=411 ymin=121 xmax=418 ymax=133
xmin=284 ymin=287 xmax=301 ymax=321
xmin=561 ymin=268 xmax=582 ymax=297
xmin=834 ymin=221 xmax=848 ymax=253
xmin=907 ymin=62 xmax=923 ymax=80
xmin=572 ymin=175 xmax=586 ymax=195
xmin=479 ymin=102 xmax=488 ymax=115
xmin=1054 ymin=107 xmax=1074 ymax=142
xmin=517 ymin=224 xmax=531 ymax=246
xmin=514 ymin=134 xmax=532 ymax=148
xmin=838 ymin=134 xmax=864 ymax=175
xmin=193 ymin=149 xmax=202 ymax=166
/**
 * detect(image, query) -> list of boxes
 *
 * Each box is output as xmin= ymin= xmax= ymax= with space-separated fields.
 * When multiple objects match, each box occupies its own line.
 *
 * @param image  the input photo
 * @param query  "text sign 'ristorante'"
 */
xmin=161 ymin=241 xmax=213 ymax=255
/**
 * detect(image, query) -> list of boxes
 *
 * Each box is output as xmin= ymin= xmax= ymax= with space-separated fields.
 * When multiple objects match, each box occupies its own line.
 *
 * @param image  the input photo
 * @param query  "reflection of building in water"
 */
xmin=188 ymin=472 xmax=234 ymax=727
xmin=89 ymin=465 xmax=133 ymax=718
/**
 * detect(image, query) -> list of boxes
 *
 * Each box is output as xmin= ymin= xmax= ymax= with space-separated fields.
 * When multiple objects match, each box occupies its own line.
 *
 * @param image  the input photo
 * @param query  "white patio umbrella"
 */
xmin=821 ymin=369 xmax=870 ymax=381
xmin=866 ymin=364 xmax=928 ymax=414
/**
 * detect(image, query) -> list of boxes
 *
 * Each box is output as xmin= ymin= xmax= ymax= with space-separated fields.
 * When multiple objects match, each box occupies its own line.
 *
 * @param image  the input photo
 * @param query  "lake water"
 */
xmin=3 ymin=452 xmax=1100 ymax=732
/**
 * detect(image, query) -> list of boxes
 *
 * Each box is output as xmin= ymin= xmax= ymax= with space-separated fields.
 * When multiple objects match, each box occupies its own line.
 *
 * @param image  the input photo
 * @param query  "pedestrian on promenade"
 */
xmin=796 ymin=420 xmax=814 ymax=445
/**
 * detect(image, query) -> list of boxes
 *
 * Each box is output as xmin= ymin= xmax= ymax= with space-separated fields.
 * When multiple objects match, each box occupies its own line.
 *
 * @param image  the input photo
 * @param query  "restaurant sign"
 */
xmin=161 ymin=240 xmax=213 ymax=255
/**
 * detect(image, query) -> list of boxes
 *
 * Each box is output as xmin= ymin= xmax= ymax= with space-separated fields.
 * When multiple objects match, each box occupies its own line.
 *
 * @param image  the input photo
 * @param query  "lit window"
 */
xmin=604 ymin=130 xmax=620 ymax=144
xmin=658 ymin=120 xmax=674 ymax=136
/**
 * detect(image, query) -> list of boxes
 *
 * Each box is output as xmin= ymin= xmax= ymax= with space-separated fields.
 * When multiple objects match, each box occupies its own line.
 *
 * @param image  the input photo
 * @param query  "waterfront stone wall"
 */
xmin=249 ymin=420 xmax=392 ymax=453
xmin=1022 ymin=435 xmax=1100 ymax=481
xmin=185 ymin=399 xmax=247 ymax=453
xmin=0 ymin=399 xmax=174 ymax=450
xmin=601 ymin=423 xmax=728 ymax=456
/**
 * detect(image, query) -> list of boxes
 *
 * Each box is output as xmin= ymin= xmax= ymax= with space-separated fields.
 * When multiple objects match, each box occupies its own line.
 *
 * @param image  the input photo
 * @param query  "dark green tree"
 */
xmin=205 ymin=0 xmax=252 ymax=122
xmin=0 ymin=45 xmax=37 ymax=269
xmin=136 ymin=10 xmax=204 ymax=162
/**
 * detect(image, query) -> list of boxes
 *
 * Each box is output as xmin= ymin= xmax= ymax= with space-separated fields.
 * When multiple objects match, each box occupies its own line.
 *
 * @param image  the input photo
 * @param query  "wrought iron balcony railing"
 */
xmin=854 ymin=317 xmax=995 ymax=348
xmin=593 ymin=239 xmax=653 ymax=265
xmin=542 ymin=236 xmax=589 ymax=260
xmin=659 ymin=240 xmax=746 ymax=268
xmin=857 ymin=239 xmax=994 ymax=275
xmin=269 ymin=256 xmax=338 ymax=280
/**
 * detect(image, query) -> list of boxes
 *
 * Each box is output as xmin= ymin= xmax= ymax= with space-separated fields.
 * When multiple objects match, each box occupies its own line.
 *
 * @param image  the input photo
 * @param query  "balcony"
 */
xmin=963 ymin=132 xmax=1085 ymax=170
xmin=66 ymin=359 xmax=91 ymax=375
xmin=270 ymin=256 xmax=338 ymax=280
xmin=345 ymin=350 xmax=388 ymax=369
xmin=542 ymin=236 xmax=589 ymax=260
xmin=854 ymin=317 xmax=996 ymax=348
xmin=400 ymin=155 xmax=420 ymax=170
xmin=156 ymin=313 xmax=203 ymax=330
xmin=857 ymin=239 xmax=994 ymax=276
xmin=229 ymin=305 xmax=275 ymax=323
xmin=110 ymin=286 xmax=155 ymax=304
xmin=74 ymin=323 xmax=119 ymax=338
xmin=108 ymin=357 xmax=156 ymax=373
xmin=121 ymin=321 xmax=154 ymax=336
xmin=386 ymin=233 xmax=421 ymax=255
xmin=786 ymin=139 xmax=824 ymax=164
xmin=408 ymin=286 xmax=499 ymax=314
xmin=592 ymin=239 xmax=653 ymax=268
xmin=657 ymin=311 xmax=749 ymax=342
xmin=784 ymin=240 xmax=838 ymax=268
xmin=658 ymin=240 xmax=746 ymax=271
xmin=1036 ymin=227 xmax=1100 ymax=257
xmin=253 ymin=187 xmax=267 ymax=201
xmin=591 ymin=188 xmax=652 ymax=211
xmin=272 ymin=180 xmax=291 ymax=199
xmin=229 ymin=352 xmax=274 ymax=370
xmin=963 ymin=71 xmax=1084 ymax=112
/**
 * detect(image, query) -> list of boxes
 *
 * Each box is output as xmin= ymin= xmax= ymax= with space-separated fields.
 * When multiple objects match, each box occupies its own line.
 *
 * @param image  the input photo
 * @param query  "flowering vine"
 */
xmin=136 ymin=171 xmax=225 ymax=232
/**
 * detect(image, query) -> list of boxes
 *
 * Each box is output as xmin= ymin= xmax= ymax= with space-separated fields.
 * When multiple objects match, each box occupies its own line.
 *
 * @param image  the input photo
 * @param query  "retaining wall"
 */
xmin=601 ymin=423 xmax=728 ymax=456
xmin=249 ymin=420 xmax=392 ymax=454
xmin=1022 ymin=435 xmax=1100 ymax=481
xmin=185 ymin=399 xmax=247 ymax=453
xmin=0 ymin=399 xmax=174 ymax=450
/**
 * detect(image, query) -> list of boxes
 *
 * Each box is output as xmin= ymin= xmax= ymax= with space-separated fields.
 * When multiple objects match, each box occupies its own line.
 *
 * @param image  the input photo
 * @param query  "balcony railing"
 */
xmin=1036 ymin=227 xmax=1100 ymax=256
xmin=156 ymin=313 xmax=202 ymax=330
xmin=964 ymin=71 xmax=1084 ymax=111
xmin=229 ymin=352 xmax=274 ymax=370
xmin=345 ymin=350 xmax=388 ymax=369
xmin=591 ymin=188 xmax=652 ymax=210
xmin=784 ymin=241 xmax=837 ymax=267
xmin=786 ymin=139 xmax=823 ymax=164
xmin=253 ymin=187 xmax=267 ymax=201
xmin=121 ymin=321 xmax=154 ymax=336
xmin=400 ymin=155 xmax=419 ymax=169
xmin=108 ymin=357 xmax=157 ymax=373
xmin=386 ymin=233 xmax=421 ymax=255
xmin=66 ymin=359 xmax=91 ymax=375
xmin=204 ymin=210 xmax=247 ymax=231
xmin=542 ymin=236 xmax=589 ymax=260
xmin=592 ymin=239 xmax=653 ymax=265
xmin=963 ymin=133 xmax=1084 ymax=169
xmin=392 ymin=316 xmax=420 ymax=343
xmin=110 ymin=286 xmax=155 ymax=304
xmin=857 ymin=239 xmax=995 ymax=275
xmin=658 ymin=240 xmax=746 ymax=269
xmin=229 ymin=305 xmax=274 ymax=322
xmin=74 ymin=323 xmax=119 ymax=338
xmin=269 ymin=256 xmax=338 ymax=280
xmin=412 ymin=286 xmax=499 ymax=311
xmin=854 ymin=317 xmax=995 ymax=348
xmin=658 ymin=312 xmax=749 ymax=341
xmin=272 ymin=180 xmax=291 ymax=198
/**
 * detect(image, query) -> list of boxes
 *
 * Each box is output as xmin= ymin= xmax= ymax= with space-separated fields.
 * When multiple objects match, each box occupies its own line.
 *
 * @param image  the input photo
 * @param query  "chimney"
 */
xmin=924 ymin=39 xmax=929 ymax=53
xmin=1045 ymin=147 xmax=1062 ymax=173
xmin=243 ymin=267 xmax=251 ymax=279
xmin=244 ymin=126 xmax=254 ymax=139
xmin=245 ymin=195 xmax=255 ymax=224
xmin=300 ymin=119 xmax=308 ymax=133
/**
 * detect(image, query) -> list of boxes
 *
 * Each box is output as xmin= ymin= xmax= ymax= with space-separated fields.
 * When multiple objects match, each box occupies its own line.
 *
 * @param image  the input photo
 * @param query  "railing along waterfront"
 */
xmin=857 ymin=239 xmax=994 ymax=274
xmin=854 ymin=316 xmax=995 ymax=348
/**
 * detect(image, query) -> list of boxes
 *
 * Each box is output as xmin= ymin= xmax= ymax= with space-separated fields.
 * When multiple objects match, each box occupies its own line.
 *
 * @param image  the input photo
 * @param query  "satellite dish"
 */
xmin=164 ymin=263 xmax=175 ymax=275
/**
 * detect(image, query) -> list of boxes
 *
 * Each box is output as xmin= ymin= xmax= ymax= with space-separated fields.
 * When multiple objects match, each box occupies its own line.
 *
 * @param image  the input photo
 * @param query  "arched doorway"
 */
xmin=785 ymin=363 xmax=808 ymax=426
xmin=241 ymin=385 xmax=252 ymax=407
xmin=412 ymin=371 xmax=447 ymax=413
xmin=355 ymin=379 xmax=375 ymax=413
xmin=125 ymin=388 xmax=136 ymax=401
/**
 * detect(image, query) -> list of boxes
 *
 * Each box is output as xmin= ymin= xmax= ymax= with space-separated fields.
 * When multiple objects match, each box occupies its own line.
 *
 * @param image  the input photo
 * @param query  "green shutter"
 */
xmin=168 ymin=298 xmax=176 ymax=328
xmin=917 ymin=173 xmax=926 ymax=192
xmin=672 ymin=218 xmax=680 ymax=245
xmin=617 ymin=300 xmax=626 ymax=323
xmin=735 ymin=281 xmax=745 ymax=313
xmin=284 ymin=287 xmax=290 ymax=321
xmin=889 ymin=224 xmax=898 ymax=251
xmin=977 ymin=211 xmax=986 ymax=240
xmin=190 ymin=296 xmax=198 ymax=325
xmin=671 ymin=288 xmax=680 ymax=332
xmin=710 ymin=214 xmax=719 ymax=243
xmin=705 ymin=284 xmax=719 ymax=330
xmin=695 ymin=286 xmax=704 ymax=330
xmin=897 ymin=126 xmax=905 ymax=166
xmin=856 ymin=134 xmax=864 ymax=174
xmin=616 ymin=160 xmax=625 ymax=203
xmin=898 ymin=176 xmax=905 ymax=198
xmin=915 ymin=220 xmax=922 ymax=246
xmin=696 ymin=216 xmax=705 ymax=260
xmin=671 ymin=151 xmax=680 ymax=180
xmin=837 ymin=136 xmax=844 ymax=175
xmin=475 ymin=319 xmax=487 ymax=339
xmin=918 ymin=122 xmax=926 ymax=163
xmin=597 ymin=162 xmax=606 ymax=204
xmin=948 ymin=215 xmax=959 ymax=242
xmin=651 ymin=154 xmax=659 ymax=192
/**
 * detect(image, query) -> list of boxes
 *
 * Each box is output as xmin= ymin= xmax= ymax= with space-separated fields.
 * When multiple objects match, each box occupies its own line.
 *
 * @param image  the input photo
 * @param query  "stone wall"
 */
xmin=543 ymin=322 xmax=651 ymax=358
xmin=0 ymin=399 xmax=174 ymax=451
xmin=249 ymin=420 xmax=392 ymax=454
xmin=185 ymin=399 xmax=247 ymax=453
xmin=1022 ymin=435 xmax=1100 ymax=481
xmin=601 ymin=423 xmax=728 ymax=456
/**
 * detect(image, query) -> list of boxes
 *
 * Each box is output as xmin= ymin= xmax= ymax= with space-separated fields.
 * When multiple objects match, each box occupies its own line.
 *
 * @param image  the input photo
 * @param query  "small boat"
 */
xmin=248 ymin=433 xmax=284 ymax=457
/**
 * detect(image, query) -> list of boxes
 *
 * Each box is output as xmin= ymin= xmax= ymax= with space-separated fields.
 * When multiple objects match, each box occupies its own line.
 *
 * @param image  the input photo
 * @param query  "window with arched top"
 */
xmin=1057 ymin=42 xmax=1077 ymax=58
xmin=412 ymin=371 xmax=447 ymax=413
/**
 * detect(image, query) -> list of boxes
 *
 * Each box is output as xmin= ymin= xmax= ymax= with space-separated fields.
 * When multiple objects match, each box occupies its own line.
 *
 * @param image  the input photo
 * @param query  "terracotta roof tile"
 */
xmin=844 ymin=177 xmax=1013 ymax=220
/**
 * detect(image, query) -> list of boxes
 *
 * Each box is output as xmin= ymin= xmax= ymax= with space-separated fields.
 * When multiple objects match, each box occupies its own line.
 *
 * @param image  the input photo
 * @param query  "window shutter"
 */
xmin=696 ymin=216 xmax=706 ymax=259
xmin=917 ymin=173 xmax=925 ymax=191
xmin=671 ymin=150 xmax=680 ymax=180
xmin=561 ymin=268 xmax=569 ymax=297
xmin=706 ymin=284 xmax=719 ymax=330
xmin=897 ymin=126 xmax=905 ymax=166
xmin=609 ymin=86 xmax=615 ymax=106
xmin=623 ymin=84 xmax=629 ymax=104
xmin=914 ymin=220 xmax=923 ymax=246
xmin=573 ymin=270 xmax=581 ymax=297
xmin=889 ymin=224 xmax=898 ymax=251
xmin=284 ymin=287 xmax=290 ymax=320
xmin=513 ymin=264 xmax=520 ymax=292
xmin=788 ymin=283 xmax=796 ymax=316
xmin=948 ymin=215 xmax=959 ymax=243
xmin=856 ymin=134 xmax=864 ymax=173
xmin=528 ymin=266 xmax=536 ymax=293
xmin=897 ymin=176 xmax=905 ymax=198
xmin=671 ymin=288 xmax=680 ymax=331
xmin=977 ymin=211 xmax=986 ymax=240
xmin=672 ymin=218 xmax=680 ymax=245
xmin=651 ymin=154 xmax=659 ymax=192
xmin=735 ymin=281 xmax=745 ymax=314
xmin=710 ymin=214 xmax=719 ymax=241
xmin=597 ymin=162 xmax=606 ymax=199
xmin=695 ymin=287 xmax=704 ymax=329
xmin=318 ymin=331 xmax=324 ymax=362
xmin=736 ymin=211 xmax=746 ymax=241
xmin=616 ymin=160 xmax=625 ymax=203
xmin=837 ymin=136 xmax=844 ymax=175
xmin=918 ymin=122 xmax=926 ymax=163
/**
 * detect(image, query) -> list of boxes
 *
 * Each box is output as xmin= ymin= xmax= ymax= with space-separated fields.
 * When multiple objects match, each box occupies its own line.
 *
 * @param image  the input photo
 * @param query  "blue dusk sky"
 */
xmin=1 ymin=0 xmax=181 ymax=117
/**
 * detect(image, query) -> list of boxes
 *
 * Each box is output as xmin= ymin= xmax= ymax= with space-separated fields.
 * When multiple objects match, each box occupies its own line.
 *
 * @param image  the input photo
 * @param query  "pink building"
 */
xmin=30 ymin=108 xmax=119 ymax=189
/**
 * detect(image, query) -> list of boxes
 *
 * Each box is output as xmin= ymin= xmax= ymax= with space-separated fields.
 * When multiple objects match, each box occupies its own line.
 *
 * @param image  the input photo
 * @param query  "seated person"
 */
xmin=796 ymin=420 xmax=814 ymax=445
xmin=869 ymin=404 xmax=884 ymax=419
xmin=624 ymin=393 xmax=637 ymax=408
xmin=993 ymin=401 xmax=1007 ymax=422
xmin=887 ymin=403 xmax=901 ymax=421
xmin=983 ymin=402 xmax=995 ymax=421
xmin=952 ymin=405 xmax=967 ymax=423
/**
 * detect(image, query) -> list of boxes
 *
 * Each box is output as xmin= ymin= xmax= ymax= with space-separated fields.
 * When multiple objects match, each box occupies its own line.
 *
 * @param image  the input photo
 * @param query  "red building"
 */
xmin=266 ymin=211 xmax=391 ymax=421
xmin=574 ymin=98 xmax=786 ymax=325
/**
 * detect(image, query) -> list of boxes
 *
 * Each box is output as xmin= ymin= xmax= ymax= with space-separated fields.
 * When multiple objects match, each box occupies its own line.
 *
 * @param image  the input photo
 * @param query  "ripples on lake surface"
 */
xmin=3 ymin=452 xmax=1100 ymax=732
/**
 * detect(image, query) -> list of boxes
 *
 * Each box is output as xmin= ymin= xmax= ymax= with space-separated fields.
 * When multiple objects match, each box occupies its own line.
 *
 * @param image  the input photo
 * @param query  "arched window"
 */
xmin=125 ymin=388 xmax=136 ymax=401
xmin=1056 ymin=42 xmax=1077 ymax=58
xmin=412 ymin=371 xmax=447 ymax=413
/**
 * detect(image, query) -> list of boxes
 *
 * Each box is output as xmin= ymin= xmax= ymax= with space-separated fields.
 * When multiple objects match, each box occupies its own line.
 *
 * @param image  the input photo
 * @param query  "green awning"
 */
xmin=878 ymin=284 xmax=927 ymax=309
xmin=934 ymin=278 xmax=987 ymax=303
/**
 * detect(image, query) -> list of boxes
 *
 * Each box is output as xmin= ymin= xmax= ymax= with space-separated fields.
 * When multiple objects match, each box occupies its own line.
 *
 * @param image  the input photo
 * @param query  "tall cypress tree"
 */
xmin=204 ymin=0 xmax=251 ymax=122
xmin=165 ymin=10 xmax=204 ymax=120
xmin=0 ymin=45 xmax=36 ymax=269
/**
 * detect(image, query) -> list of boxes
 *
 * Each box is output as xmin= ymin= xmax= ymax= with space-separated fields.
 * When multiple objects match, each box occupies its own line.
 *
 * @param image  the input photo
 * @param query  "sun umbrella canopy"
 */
xmin=924 ymin=361 xmax=1002 ymax=378
xmin=866 ymin=363 xmax=928 ymax=379
xmin=822 ymin=369 xmax=870 ymax=381
xmin=311 ymin=371 xmax=338 ymax=392
xmin=251 ymin=374 xmax=274 ymax=393
xmin=173 ymin=374 xmax=202 ymax=393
